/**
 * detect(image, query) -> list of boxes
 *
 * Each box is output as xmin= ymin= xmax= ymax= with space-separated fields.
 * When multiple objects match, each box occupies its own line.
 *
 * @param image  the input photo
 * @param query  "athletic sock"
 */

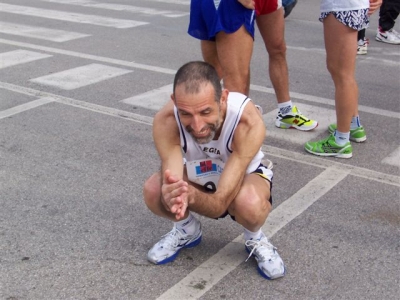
xmin=175 ymin=212 xmax=197 ymax=235
xmin=350 ymin=116 xmax=361 ymax=129
xmin=334 ymin=130 xmax=350 ymax=146
xmin=244 ymin=228 xmax=263 ymax=241
xmin=278 ymin=100 xmax=293 ymax=115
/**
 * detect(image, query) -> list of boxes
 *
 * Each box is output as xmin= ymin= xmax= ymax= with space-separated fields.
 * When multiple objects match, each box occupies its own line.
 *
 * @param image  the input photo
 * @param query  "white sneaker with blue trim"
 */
xmin=245 ymin=233 xmax=285 ymax=280
xmin=147 ymin=222 xmax=202 ymax=265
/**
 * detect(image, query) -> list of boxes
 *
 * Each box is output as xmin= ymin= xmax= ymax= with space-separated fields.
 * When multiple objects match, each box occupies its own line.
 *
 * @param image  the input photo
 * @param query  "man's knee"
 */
xmin=266 ymin=39 xmax=287 ymax=58
xmin=143 ymin=173 xmax=161 ymax=207
xmin=233 ymin=185 xmax=271 ymax=225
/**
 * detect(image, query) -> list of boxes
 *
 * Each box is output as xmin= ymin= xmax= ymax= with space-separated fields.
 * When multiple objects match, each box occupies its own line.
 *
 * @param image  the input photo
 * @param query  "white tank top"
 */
xmin=320 ymin=0 xmax=369 ymax=12
xmin=174 ymin=92 xmax=264 ymax=177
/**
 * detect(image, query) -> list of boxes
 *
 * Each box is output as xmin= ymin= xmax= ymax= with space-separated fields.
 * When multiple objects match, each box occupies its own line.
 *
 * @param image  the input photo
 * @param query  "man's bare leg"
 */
xmin=256 ymin=8 xmax=289 ymax=104
xmin=201 ymin=40 xmax=224 ymax=79
xmin=214 ymin=25 xmax=254 ymax=95
xmin=323 ymin=14 xmax=358 ymax=133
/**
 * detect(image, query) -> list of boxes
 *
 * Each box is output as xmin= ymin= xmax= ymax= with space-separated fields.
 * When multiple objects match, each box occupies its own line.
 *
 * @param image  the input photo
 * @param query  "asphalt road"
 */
xmin=0 ymin=1 xmax=399 ymax=299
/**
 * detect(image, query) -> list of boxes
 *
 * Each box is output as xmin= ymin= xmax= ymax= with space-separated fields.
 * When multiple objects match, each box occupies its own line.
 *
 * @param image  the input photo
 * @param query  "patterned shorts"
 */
xmin=319 ymin=9 xmax=369 ymax=31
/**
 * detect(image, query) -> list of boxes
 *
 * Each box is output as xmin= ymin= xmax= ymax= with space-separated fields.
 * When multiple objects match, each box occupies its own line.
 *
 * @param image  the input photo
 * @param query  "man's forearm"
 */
xmin=187 ymin=188 xmax=226 ymax=218
xmin=187 ymin=180 xmax=242 ymax=218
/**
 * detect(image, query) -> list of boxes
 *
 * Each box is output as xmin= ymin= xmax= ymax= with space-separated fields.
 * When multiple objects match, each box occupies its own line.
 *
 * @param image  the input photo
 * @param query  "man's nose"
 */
xmin=191 ymin=116 xmax=204 ymax=132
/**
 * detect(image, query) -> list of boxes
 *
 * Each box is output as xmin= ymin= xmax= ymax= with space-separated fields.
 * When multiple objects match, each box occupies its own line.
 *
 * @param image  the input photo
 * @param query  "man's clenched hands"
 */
xmin=161 ymin=169 xmax=189 ymax=220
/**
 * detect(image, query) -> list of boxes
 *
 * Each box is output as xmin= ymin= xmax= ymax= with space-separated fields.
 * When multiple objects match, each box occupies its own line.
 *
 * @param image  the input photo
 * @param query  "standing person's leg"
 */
xmin=379 ymin=0 xmax=400 ymax=31
xmin=256 ymin=8 xmax=289 ymax=104
xmin=256 ymin=7 xmax=318 ymax=131
xmin=323 ymin=14 xmax=358 ymax=135
xmin=305 ymin=13 xmax=359 ymax=158
xmin=376 ymin=0 xmax=400 ymax=44
xmin=357 ymin=28 xmax=369 ymax=55
xmin=214 ymin=25 xmax=254 ymax=95
xmin=201 ymin=40 xmax=224 ymax=79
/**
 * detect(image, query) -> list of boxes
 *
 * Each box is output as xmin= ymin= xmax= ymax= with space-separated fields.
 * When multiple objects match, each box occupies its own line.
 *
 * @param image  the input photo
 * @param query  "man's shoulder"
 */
xmin=227 ymin=92 xmax=248 ymax=101
xmin=154 ymin=100 xmax=177 ymax=125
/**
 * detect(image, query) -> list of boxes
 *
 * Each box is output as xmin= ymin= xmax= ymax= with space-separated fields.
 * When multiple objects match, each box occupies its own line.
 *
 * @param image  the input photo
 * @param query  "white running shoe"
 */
xmin=376 ymin=28 xmax=400 ymax=45
xmin=245 ymin=234 xmax=285 ymax=280
xmin=147 ymin=223 xmax=202 ymax=265
xmin=357 ymin=38 xmax=368 ymax=55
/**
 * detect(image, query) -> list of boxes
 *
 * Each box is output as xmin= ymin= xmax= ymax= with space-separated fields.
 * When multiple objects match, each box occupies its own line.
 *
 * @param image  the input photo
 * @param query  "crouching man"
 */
xmin=143 ymin=61 xmax=285 ymax=280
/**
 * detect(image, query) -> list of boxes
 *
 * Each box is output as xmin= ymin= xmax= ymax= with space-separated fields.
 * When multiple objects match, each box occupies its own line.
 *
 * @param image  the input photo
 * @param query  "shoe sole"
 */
xmin=153 ymin=235 xmax=202 ymax=265
xmin=275 ymin=120 xmax=318 ymax=131
xmin=375 ymin=36 xmax=400 ymax=44
xmin=328 ymin=128 xmax=367 ymax=143
xmin=304 ymin=147 xmax=352 ymax=159
xmin=257 ymin=266 xmax=286 ymax=280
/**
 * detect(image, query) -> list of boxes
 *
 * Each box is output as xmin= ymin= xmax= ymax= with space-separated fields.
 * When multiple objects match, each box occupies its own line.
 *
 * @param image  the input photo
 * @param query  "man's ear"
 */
xmin=171 ymin=93 xmax=175 ymax=102
xmin=220 ymin=89 xmax=229 ymax=105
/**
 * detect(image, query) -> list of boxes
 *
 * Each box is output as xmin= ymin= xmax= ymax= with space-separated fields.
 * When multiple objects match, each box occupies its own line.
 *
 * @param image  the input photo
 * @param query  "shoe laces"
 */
xmin=245 ymin=236 xmax=278 ymax=262
xmin=159 ymin=226 xmax=186 ymax=248
xmin=292 ymin=107 xmax=310 ymax=122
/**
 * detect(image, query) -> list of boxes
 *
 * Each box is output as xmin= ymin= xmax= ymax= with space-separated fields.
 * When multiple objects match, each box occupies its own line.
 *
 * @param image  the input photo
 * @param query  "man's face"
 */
xmin=173 ymin=83 xmax=227 ymax=144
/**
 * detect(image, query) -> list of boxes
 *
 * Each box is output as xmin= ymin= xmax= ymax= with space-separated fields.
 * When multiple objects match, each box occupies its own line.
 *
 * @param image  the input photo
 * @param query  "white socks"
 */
xmin=278 ymin=100 xmax=293 ymax=115
xmin=350 ymin=115 xmax=361 ymax=129
xmin=244 ymin=228 xmax=263 ymax=241
xmin=175 ymin=212 xmax=198 ymax=235
xmin=335 ymin=115 xmax=361 ymax=145
xmin=334 ymin=130 xmax=350 ymax=146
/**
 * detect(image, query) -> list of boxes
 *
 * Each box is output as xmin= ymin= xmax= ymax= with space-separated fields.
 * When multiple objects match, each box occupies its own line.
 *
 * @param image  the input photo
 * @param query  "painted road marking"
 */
xmin=0 ymin=49 xmax=51 ymax=69
xmin=30 ymin=63 xmax=132 ymax=90
xmin=0 ymin=21 xmax=90 ymax=42
xmin=40 ymin=0 xmax=188 ymax=18
xmin=157 ymin=166 xmax=351 ymax=299
xmin=2 ymin=81 xmax=399 ymax=189
xmin=382 ymin=146 xmax=400 ymax=168
xmin=0 ymin=97 xmax=55 ymax=120
xmin=1 ymin=37 xmax=399 ymax=120
xmin=0 ymin=3 xmax=148 ymax=28
xmin=121 ymin=84 xmax=172 ymax=109
xmin=1 ymin=38 xmax=396 ymax=120
xmin=0 ymin=38 xmax=176 ymax=74
xmin=251 ymin=84 xmax=400 ymax=120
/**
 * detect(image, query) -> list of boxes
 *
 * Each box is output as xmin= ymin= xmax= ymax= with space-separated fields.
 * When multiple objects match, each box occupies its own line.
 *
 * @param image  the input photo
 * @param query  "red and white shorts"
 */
xmin=255 ymin=0 xmax=282 ymax=16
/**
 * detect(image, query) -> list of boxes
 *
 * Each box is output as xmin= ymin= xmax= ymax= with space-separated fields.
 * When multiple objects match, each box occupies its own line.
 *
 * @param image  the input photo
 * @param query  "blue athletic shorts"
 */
xmin=188 ymin=0 xmax=256 ymax=41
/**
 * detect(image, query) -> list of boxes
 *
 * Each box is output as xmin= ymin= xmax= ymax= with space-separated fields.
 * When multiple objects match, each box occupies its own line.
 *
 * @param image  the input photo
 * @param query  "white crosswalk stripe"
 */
xmin=0 ymin=3 xmax=148 ymax=28
xmin=121 ymin=84 xmax=172 ymax=110
xmin=0 ymin=21 xmax=90 ymax=42
xmin=382 ymin=147 xmax=400 ymax=168
xmin=40 ymin=0 xmax=188 ymax=18
xmin=0 ymin=49 xmax=52 ymax=69
xmin=29 ymin=63 xmax=132 ymax=90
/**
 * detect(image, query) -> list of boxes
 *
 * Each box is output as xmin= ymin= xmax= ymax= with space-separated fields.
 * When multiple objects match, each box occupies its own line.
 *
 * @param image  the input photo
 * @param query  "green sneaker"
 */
xmin=275 ymin=106 xmax=318 ymax=131
xmin=328 ymin=124 xmax=366 ymax=142
xmin=305 ymin=134 xmax=352 ymax=158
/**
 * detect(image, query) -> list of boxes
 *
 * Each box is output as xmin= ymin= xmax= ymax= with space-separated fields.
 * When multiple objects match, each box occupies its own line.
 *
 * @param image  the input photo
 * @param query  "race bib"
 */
xmin=186 ymin=158 xmax=225 ymax=192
